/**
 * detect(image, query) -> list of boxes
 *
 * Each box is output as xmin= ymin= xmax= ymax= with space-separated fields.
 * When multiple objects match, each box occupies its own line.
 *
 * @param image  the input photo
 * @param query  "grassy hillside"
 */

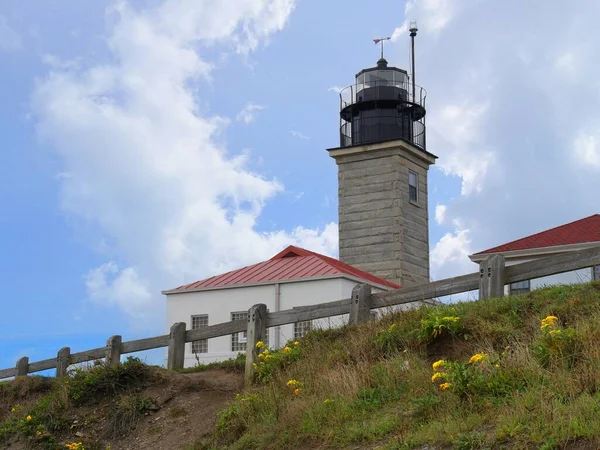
xmin=197 ymin=281 xmax=600 ymax=450
xmin=3 ymin=281 xmax=600 ymax=449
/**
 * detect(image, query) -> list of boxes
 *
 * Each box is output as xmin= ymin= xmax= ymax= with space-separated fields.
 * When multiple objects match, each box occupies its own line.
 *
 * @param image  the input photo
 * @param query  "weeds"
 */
xmin=68 ymin=356 xmax=150 ymax=406
xmin=107 ymin=394 xmax=154 ymax=437
xmin=210 ymin=281 xmax=600 ymax=449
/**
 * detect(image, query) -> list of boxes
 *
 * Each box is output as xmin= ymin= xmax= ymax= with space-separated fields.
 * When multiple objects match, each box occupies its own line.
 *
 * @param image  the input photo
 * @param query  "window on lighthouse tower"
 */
xmin=409 ymin=170 xmax=418 ymax=204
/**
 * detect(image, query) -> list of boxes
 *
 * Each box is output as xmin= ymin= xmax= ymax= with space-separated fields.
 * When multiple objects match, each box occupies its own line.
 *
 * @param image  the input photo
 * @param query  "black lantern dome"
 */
xmin=338 ymin=57 xmax=426 ymax=150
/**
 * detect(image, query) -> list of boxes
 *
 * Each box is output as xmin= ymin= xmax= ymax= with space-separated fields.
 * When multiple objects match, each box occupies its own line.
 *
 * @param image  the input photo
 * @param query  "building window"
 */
xmin=510 ymin=280 xmax=531 ymax=295
xmin=231 ymin=312 xmax=248 ymax=352
xmin=294 ymin=320 xmax=312 ymax=339
xmin=408 ymin=170 xmax=418 ymax=204
xmin=231 ymin=311 xmax=269 ymax=352
xmin=191 ymin=314 xmax=208 ymax=354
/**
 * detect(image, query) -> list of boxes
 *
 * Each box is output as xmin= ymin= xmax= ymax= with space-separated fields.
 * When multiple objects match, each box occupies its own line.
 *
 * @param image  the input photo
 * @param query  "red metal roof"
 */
xmin=474 ymin=214 xmax=600 ymax=255
xmin=165 ymin=245 xmax=400 ymax=293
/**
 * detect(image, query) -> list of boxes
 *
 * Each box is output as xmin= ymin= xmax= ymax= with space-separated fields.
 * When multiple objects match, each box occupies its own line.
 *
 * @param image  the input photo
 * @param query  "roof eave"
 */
xmin=468 ymin=240 xmax=600 ymax=263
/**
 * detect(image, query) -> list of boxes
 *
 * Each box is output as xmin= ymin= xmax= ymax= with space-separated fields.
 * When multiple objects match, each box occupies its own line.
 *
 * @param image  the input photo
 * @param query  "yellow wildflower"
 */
xmin=431 ymin=372 xmax=447 ymax=383
xmin=26 ymin=415 xmax=32 ymax=421
xmin=541 ymin=315 xmax=559 ymax=330
xmin=286 ymin=379 xmax=299 ymax=387
xmin=439 ymin=382 xmax=452 ymax=391
xmin=432 ymin=360 xmax=446 ymax=371
xmin=293 ymin=341 xmax=300 ymax=346
xmin=265 ymin=354 xmax=273 ymax=360
xmin=10 ymin=407 xmax=15 ymax=413
xmin=258 ymin=353 xmax=264 ymax=359
xmin=283 ymin=346 xmax=292 ymax=353
xmin=549 ymin=329 xmax=562 ymax=336
xmin=468 ymin=353 xmax=487 ymax=364
xmin=442 ymin=316 xmax=460 ymax=323
xmin=293 ymin=388 xmax=301 ymax=396
xmin=495 ymin=364 xmax=500 ymax=369
xmin=36 ymin=431 xmax=42 ymax=436
xmin=255 ymin=341 xmax=265 ymax=349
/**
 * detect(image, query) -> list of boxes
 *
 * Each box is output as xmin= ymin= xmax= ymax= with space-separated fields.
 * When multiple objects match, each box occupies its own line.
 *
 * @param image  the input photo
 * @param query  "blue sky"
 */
xmin=1 ymin=0 xmax=599 ymax=372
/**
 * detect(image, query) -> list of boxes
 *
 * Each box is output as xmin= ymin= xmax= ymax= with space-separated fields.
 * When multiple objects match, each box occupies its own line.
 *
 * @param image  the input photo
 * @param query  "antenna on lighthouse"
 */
xmin=409 ymin=20 xmax=418 ymax=102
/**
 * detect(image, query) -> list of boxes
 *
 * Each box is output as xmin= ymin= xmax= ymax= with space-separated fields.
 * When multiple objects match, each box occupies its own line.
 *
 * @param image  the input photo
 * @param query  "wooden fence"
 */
xmin=1 ymin=246 xmax=599 ymax=384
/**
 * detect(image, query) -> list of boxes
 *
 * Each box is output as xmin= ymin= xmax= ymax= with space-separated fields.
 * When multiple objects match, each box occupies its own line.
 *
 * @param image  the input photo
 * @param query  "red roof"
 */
xmin=165 ymin=245 xmax=400 ymax=293
xmin=474 ymin=214 xmax=600 ymax=255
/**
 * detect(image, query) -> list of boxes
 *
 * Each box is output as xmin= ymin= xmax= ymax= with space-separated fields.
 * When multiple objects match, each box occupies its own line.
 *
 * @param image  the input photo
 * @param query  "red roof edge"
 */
xmin=473 ymin=214 xmax=600 ymax=255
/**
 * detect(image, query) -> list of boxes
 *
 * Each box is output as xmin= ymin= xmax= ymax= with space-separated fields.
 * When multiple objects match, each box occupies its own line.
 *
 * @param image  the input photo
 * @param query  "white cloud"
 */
xmin=435 ymin=204 xmax=446 ymax=225
xmin=42 ymin=54 xmax=81 ymax=70
xmin=0 ymin=15 xmax=21 ymax=51
xmin=31 ymin=0 xmax=339 ymax=329
xmin=290 ymin=130 xmax=309 ymax=140
xmin=430 ymin=229 xmax=474 ymax=279
xmin=85 ymin=263 xmax=152 ymax=319
xmin=391 ymin=0 xmax=459 ymax=42
xmin=236 ymin=103 xmax=266 ymax=124
xmin=430 ymin=101 xmax=495 ymax=195
xmin=327 ymin=86 xmax=343 ymax=94
xmin=573 ymin=133 xmax=600 ymax=169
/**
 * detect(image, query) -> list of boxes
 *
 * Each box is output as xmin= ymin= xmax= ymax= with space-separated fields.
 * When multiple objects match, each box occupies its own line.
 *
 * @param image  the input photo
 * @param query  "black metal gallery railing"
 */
xmin=340 ymin=115 xmax=426 ymax=150
xmin=339 ymin=80 xmax=427 ymax=111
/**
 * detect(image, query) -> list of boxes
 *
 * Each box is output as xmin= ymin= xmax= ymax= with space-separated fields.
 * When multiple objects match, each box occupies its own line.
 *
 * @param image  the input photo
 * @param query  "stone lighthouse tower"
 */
xmin=327 ymin=26 xmax=437 ymax=287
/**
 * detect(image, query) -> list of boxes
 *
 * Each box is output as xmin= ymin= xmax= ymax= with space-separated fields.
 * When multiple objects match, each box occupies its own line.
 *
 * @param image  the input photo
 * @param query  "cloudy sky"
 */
xmin=1 ymin=0 xmax=599 ymax=370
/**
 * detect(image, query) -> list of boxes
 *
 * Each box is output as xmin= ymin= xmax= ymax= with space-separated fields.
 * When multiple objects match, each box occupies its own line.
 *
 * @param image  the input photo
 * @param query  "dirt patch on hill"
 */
xmin=112 ymin=368 xmax=242 ymax=450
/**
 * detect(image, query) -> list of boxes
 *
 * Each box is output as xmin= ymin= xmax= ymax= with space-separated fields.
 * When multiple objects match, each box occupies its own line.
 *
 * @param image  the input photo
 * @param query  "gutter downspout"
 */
xmin=274 ymin=283 xmax=281 ymax=349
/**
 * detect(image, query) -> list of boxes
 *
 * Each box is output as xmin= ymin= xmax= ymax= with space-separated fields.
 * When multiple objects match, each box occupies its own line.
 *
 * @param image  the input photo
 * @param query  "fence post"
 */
xmin=349 ymin=284 xmax=372 ymax=325
xmin=56 ymin=347 xmax=71 ymax=378
xmin=105 ymin=335 xmax=122 ymax=366
xmin=479 ymin=255 xmax=506 ymax=300
xmin=167 ymin=322 xmax=186 ymax=370
xmin=16 ymin=357 xmax=29 ymax=377
xmin=245 ymin=303 xmax=267 ymax=384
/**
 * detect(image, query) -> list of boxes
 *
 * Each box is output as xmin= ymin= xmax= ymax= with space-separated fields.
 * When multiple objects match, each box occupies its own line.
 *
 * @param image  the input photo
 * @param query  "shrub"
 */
xmin=253 ymin=340 xmax=302 ymax=383
xmin=67 ymin=357 xmax=150 ymax=405
xmin=419 ymin=310 xmax=465 ymax=343
xmin=430 ymin=351 xmax=518 ymax=399
xmin=375 ymin=323 xmax=405 ymax=355
xmin=532 ymin=315 xmax=581 ymax=369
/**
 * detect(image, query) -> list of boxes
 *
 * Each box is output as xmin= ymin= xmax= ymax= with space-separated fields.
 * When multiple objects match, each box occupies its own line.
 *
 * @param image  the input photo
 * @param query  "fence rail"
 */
xmin=2 ymin=246 xmax=599 ymax=383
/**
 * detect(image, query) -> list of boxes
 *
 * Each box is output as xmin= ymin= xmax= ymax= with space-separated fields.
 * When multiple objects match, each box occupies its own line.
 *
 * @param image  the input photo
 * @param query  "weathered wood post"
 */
xmin=479 ymin=254 xmax=505 ymax=300
xmin=167 ymin=322 xmax=186 ymax=370
xmin=245 ymin=303 xmax=267 ymax=384
xmin=105 ymin=335 xmax=122 ymax=366
xmin=56 ymin=347 xmax=71 ymax=378
xmin=15 ymin=357 xmax=29 ymax=377
xmin=349 ymin=283 xmax=372 ymax=325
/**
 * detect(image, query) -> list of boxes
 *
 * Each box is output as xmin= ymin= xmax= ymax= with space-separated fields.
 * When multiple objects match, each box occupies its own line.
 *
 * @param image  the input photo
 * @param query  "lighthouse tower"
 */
xmin=327 ymin=25 xmax=437 ymax=287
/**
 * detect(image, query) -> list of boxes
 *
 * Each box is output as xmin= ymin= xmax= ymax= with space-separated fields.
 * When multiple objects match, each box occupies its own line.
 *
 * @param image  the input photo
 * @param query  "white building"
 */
xmin=469 ymin=214 xmax=600 ymax=295
xmin=163 ymin=245 xmax=428 ymax=367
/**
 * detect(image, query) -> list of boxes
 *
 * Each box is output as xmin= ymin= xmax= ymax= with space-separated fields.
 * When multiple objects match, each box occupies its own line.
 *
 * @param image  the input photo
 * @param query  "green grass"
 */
xmin=175 ymin=353 xmax=246 ymax=374
xmin=195 ymin=280 xmax=600 ymax=449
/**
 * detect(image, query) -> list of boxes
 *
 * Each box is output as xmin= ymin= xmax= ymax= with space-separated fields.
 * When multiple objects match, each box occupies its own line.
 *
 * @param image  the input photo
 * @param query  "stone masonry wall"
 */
xmin=337 ymin=146 xmax=431 ymax=286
